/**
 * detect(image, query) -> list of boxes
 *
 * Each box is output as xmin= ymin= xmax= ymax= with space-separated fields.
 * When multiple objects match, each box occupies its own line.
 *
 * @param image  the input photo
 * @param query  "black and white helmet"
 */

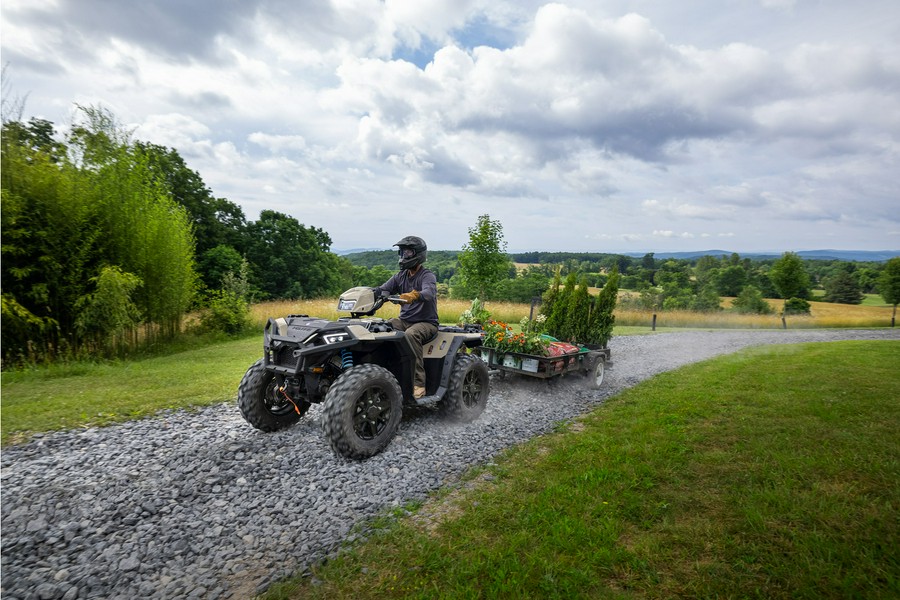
xmin=394 ymin=235 xmax=427 ymax=270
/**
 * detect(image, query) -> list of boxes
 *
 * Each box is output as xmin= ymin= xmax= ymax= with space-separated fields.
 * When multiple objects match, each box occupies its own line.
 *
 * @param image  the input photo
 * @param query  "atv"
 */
xmin=237 ymin=287 xmax=490 ymax=459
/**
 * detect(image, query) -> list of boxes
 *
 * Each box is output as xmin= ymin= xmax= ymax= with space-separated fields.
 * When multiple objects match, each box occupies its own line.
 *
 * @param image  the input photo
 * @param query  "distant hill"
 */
xmin=339 ymin=248 xmax=900 ymax=265
xmin=620 ymin=249 xmax=900 ymax=262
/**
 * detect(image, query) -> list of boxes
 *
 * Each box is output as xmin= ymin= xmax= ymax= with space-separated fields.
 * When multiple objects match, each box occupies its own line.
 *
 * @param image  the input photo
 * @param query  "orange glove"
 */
xmin=398 ymin=290 xmax=421 ymax=303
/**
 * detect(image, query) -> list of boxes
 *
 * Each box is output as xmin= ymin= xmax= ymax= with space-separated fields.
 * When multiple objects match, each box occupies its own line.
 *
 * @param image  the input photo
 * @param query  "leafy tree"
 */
xmin=855 ymin=266 xmax=881 ymax=293
xmin=352 ymin=264 xmax=395 ymax=288
xmin=878 ymin=257 xmax=900 ymax=325
xmin=495 ymin=266 xmax=550 ymax=303
xmin=2 ymin=117 xmax=66 ymax=161
xmin=783 ymin=297 xmax=811 ymax=315
xmin=198 ymin=245 xmax=246 ymax=291
xmin=137 ymin=143 xmax=248 ymax=251
xmin=694 ymin=255 xmax=720 ymax=288
xmin=690 ymin=285 xmax=723 ymax=312
xmin=244 ymin=210 xmax=348 ymax=299
xmin=715 ymin=264 xmax=748 ymax=297
xmin=638 ymin=286 xmax=664 ymax=311
xmin=454 ymin=214 xmax=510 ymax=300
xmin=731 ymin=285 xmax=774 ymax=314
xmin=823 ymin=270 xmax=864 ymax=304
xmin=769 ymin=252 xmax=812 ymax=300
xmin=749 ymin=269 xmax=778 ymax=298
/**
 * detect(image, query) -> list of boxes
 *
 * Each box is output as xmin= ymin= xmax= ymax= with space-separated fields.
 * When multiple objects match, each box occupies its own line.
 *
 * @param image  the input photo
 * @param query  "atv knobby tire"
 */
xmin=439 ymin=353 xmax=490 ymax=422
xmin=322 ymin=364 xmax=403 ymax=460
xmin=238 ymin=359 xmax=309 ymax=431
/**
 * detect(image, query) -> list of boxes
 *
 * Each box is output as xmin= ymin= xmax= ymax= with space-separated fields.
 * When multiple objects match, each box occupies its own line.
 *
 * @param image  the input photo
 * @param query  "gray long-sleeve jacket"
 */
xmin=375 ymin=267 xmax=438 ymax=325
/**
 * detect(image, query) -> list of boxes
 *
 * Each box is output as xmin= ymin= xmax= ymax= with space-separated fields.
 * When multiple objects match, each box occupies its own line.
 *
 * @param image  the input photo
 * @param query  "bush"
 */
xmin=732 ymin=285 xmax=774 ymax=315
xmin=199 ymin=290 xmax=250 ymax=335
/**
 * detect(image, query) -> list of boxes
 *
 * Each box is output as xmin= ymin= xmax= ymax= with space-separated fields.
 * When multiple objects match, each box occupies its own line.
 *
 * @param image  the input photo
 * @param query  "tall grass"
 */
xmin=253 ymin=296 xmax=896 ymax=331
xmin=249 ymin=298 xmax=532 ymax=329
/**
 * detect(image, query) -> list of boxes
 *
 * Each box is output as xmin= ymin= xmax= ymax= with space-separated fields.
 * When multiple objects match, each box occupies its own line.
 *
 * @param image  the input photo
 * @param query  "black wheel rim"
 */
xmin=264 ymin=379 xmax=296 ymax=416
xmin=352 ymin=386 xmax=393 ymax=440
xmin=461 ymin=368 xmax=484 ymax=408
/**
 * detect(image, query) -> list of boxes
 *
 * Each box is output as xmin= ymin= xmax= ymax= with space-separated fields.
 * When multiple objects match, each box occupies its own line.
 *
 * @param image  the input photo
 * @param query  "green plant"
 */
xmin=457 ymin=297 xmax=491 ymax=326
xmin=586 ymin=268 xmax=619 ymax=346
xmin=481 ymin=318 xmax=548 ymax=355
xmin=199 ymin=290 xmax=250 ymax=335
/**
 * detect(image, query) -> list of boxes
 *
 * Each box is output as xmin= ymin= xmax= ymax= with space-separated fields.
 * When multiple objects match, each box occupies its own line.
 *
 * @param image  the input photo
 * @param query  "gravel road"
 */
xmin=2 ymin=328 xmax=897 ymax=599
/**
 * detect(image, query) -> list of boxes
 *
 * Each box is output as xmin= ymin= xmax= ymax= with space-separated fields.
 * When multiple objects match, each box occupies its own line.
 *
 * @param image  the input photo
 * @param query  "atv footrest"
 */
xmin=413 ymin=394 xmax=441 ymax=406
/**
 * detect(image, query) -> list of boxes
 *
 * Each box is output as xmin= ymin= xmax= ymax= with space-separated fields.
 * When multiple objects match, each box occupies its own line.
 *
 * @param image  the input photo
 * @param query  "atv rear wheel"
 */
xmin=439 ymin=354 xmax=490 ymax=422
xmin=238 ymin=359 xmax=309 ymax=431
xmin=586 ymin=355 xmax=606 ymax=389
xmin=322 ymin=364 xmax=403 ymax=459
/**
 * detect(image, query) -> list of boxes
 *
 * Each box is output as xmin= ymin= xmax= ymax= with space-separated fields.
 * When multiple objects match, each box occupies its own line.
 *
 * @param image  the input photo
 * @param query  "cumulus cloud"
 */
xmin=2 ymin=0 xmax=898 ymax=251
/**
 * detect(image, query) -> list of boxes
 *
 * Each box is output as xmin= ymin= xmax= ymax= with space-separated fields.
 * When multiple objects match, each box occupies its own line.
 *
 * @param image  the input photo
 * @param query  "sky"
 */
xmin=2 ymin=0 xmax=899 ymax=254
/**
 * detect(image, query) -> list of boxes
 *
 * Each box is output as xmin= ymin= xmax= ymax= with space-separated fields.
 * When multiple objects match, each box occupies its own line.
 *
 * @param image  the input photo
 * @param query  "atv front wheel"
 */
xmin=439 ymin=354 xmax=490 ymax=422
xmin=322 ymin=364 xmax=403 ymax=459
xmin=238 ymin=359 xmax=309 ymax=431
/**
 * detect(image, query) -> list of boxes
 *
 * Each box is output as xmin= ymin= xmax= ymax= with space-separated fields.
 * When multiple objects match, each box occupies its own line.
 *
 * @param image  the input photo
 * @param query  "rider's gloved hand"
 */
xmin=398 ymin=290 xmax=420 ymax=303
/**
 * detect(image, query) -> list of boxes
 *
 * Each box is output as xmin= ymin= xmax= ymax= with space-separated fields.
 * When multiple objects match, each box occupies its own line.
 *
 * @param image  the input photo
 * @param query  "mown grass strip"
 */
xmin=266 ymin=340 xmax=899 ymax=600
xmin=0 ymin=336 xmax=260 ymax=445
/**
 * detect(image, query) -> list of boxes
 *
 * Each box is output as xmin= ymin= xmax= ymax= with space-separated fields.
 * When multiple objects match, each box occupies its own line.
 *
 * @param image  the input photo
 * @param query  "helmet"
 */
xmin=394 ymin=235 xmax=427 ymax=270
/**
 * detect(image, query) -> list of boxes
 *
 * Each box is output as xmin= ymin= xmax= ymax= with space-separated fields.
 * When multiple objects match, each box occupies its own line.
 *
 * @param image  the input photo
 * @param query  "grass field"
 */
xmin=252 ymin=296 xmax=896 ymax=331
xmin=614 ymin=295 xmax=895 ymax=330
xmin=264 ymin=340 xmax=900 ymax=600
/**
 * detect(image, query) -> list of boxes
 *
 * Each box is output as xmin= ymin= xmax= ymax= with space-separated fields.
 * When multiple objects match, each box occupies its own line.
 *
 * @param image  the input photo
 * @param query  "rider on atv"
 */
xmin=373 ymin=235 xmax=437 ymax=399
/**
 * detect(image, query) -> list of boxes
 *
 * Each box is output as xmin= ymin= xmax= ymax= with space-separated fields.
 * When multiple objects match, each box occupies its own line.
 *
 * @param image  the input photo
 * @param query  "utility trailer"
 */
xmin=474 ymin=343 xmax=611 ymax=388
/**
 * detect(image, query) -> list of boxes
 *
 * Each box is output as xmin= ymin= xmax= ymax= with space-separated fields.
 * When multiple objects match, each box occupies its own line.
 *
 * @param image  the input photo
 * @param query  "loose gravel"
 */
xmin=2 ymin=328 xmax=898 ymax=599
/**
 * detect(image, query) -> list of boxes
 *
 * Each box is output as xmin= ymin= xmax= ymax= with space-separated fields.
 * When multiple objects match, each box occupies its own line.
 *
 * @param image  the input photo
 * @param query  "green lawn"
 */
xmin=862 ymin=292 xmax=893 ymax=307
xmin=265 ymin=340 xmax=899 ymax=600
xmin=0 ymin=336 xmax=259 ymax=445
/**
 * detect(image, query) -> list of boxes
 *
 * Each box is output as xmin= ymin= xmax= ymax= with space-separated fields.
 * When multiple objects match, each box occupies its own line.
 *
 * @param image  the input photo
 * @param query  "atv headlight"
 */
xmin=337 ymin=299 xmax=356 ymax=311
xmin=322 ymin=332 xmax=349 ymax=344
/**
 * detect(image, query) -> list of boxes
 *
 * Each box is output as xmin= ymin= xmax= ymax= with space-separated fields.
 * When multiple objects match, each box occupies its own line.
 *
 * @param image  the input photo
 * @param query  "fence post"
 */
xmin=652 ymin=313 xmax=657 ymax=331
xmin=782 ymin=315 xmax=787 ymax=329
xmin=529 ymin=296 xmax=542 ymax=321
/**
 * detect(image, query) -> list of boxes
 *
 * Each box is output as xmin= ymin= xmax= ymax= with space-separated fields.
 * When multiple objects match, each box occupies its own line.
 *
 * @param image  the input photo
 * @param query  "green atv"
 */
xmin=237 ymin=287 xmax=490 ymax=459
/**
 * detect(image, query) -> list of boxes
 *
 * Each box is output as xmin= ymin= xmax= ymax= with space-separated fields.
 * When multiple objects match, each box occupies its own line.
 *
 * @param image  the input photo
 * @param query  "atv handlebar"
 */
xmin=388 ymin=296 xmax=408 ymax=305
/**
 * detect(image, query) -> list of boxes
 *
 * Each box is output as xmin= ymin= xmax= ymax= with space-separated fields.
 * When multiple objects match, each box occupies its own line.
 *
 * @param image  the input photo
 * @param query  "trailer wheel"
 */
xmin=586 ymin=356 xmax=606 ymax=389
xmin=440 ymin=354 xmax=490 ymax=422
xmin=322 ymin=364 xmax=403 ymax=459
xmin=238 ymin=359 xmax=308 ymax=431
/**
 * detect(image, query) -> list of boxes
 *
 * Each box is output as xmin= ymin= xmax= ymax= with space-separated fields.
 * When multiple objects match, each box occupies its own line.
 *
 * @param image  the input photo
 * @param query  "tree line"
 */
xmin=1 ymin=108 xmax=358 ymax=364
xmin=4 ymin=106 xmax=899 ymax=366
xmin=347 ymin=244 xmax=900 ymax=314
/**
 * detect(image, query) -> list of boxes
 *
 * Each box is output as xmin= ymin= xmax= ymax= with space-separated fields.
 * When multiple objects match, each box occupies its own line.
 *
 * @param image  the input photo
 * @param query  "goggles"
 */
xmin=399 ymin=248 xmax=416 ymax=259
